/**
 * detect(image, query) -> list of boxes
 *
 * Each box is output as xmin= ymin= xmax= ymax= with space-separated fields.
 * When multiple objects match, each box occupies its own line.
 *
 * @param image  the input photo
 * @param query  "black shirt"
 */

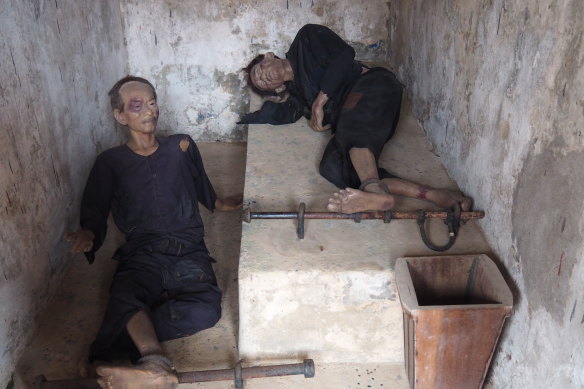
xmin=286 ymin=24 xmax=363 ymax=120
xmin=80 ymin=134 xmax=217 ymax=263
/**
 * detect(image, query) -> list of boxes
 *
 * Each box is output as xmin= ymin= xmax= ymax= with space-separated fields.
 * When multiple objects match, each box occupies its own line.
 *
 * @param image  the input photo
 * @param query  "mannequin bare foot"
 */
xmin=96 ymin=359 xmax=178 ymax=389
xmin=426 ymin=189 xmax=473 ymax=211
xmin=327 ymin=188 xmax=395 ymax=214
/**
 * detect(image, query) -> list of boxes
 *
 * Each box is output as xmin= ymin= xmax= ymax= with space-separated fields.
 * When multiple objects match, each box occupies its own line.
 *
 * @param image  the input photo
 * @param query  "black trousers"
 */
xmin=319 ymin=68 xmax=403 ymax=189
xmin=89 ymin=239 xmax=222 ymax=363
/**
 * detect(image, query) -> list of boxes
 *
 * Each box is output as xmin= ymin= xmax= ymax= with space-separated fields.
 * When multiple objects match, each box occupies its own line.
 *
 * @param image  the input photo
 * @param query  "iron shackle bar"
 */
xmin=242 ymin=203 xmax=485 ymax=250
xmin=35 ymin=359 xmax=315 ymax=389
xmin=242 ymin=206 xmax=485 ymax=223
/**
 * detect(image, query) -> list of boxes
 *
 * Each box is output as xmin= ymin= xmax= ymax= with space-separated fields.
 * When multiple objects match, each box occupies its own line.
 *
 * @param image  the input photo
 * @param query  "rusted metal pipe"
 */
xmin=242 ymin=207 xmax=485 ymax=223
xmin=242 ymin=203 xmax=485 ymax=251
xmin=34 ymin=359 xmax=315 ymax=389
xmin=179 ymin=359 xmax=315 ymax=386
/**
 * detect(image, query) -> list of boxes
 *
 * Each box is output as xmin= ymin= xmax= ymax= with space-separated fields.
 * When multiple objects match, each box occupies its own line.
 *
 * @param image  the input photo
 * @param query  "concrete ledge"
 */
xmin=239 ymin=100 xmax=490 ymax=363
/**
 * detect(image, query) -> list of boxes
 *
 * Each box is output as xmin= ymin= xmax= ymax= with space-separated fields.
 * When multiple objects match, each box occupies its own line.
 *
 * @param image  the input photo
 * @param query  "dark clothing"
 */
xmin=286 ymin=24 xmax=363 ymax=128
xmin=89 ymin=241 xmax=221 ymax=363
xmin=319 ymin=68 xmax=403 ymax=189
xmin=80 ymin=134 xmax=222 ymax=363
xmin=81 ymin=134 xmax=217 ymax=264
xmin=240 ymin=24 xmax=404 ymax=189
xmin=237 ymin=98 xmax=306 ymax=126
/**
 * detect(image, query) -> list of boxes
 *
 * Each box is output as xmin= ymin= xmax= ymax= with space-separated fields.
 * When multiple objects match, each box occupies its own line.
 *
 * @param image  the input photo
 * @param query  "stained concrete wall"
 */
xmin=387 ymin=1 xmax=583 ymax=387
xmin=120 ymin=0 xmax=392 ymax=141
xmin=0 ymin=1 xmax=126 ymax=386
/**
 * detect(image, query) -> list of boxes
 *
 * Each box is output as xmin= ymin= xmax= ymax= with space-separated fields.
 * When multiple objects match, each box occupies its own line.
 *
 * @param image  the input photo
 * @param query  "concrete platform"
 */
xmin=238 ymin=98 xmax=491 ymax=365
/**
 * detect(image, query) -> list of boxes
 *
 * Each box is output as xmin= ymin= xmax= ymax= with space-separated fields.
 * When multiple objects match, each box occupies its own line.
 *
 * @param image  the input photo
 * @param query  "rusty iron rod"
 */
xmin=243 ymin=208 xmax=484 ymax=222
xmin=35 ymin=359 xmax=315 ymax=389
xmin=243 ymin=203 xmax=484 ymax=250
xmin=178 ymin=359 xmax=314 ymax=383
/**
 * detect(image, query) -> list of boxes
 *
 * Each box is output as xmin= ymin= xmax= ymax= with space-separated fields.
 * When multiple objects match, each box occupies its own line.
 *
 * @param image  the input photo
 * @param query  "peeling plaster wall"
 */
xmin=120 ymin=0 xmax=392 ymax=141
xmin=387 ymin=1 xmax=583 ymax=387
xmin=0 ymin=1 xmax=126 ymax=386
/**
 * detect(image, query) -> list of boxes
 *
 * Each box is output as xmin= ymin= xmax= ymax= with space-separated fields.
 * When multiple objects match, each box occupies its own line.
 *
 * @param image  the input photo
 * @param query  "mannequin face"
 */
xmin=113 ymin=81 xmax=159 ymax=134
xmin=250 ymin=52 xmax=287 ymax=93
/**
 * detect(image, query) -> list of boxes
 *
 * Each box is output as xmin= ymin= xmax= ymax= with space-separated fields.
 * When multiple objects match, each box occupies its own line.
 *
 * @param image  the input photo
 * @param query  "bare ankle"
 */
xmin=138 ymin=354 xmax=175 ymax=372
xmin=417 ymin=186 xmax=430 ymax=200
xmin=359 ymin=178 xmax=390 ymax=194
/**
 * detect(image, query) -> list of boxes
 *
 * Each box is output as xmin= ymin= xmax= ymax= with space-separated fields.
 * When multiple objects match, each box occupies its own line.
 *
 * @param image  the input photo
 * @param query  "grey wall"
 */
xmin=0 ymin=0 xmax=126 ymax=386
xmin=387 ymin=0 xmax=583 ymax=387
xmin=120 ymin=0 xmax=392 ymax=141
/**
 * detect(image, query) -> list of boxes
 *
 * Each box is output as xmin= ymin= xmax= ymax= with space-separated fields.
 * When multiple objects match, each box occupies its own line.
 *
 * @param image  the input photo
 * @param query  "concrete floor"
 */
xmin=15 ymin=98 xmax=491 ymax=388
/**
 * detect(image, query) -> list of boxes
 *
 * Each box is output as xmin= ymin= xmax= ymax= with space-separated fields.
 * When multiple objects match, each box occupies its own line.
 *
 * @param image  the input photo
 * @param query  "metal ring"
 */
xmin=242 ymin=208 xmax=252 ymax=223
xmin=416 ymin=209 xmax=457 ymax=252
xmin=297 ymin=202 xmax=305 ymax=239
xmin=234 ymin=362 xmax=243 ymax=388
xmin=303 ymin=359 xmax=316 ymax=378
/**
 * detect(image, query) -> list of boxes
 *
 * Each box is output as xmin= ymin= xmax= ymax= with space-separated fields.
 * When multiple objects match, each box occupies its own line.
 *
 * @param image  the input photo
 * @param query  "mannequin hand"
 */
xmin=310 ymin=91 xmax=331 ymax=132
xmin=64 ymin=229 xmax=95 ymax=253
xmin=215 ymin=194 xmax=243 ymax=212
